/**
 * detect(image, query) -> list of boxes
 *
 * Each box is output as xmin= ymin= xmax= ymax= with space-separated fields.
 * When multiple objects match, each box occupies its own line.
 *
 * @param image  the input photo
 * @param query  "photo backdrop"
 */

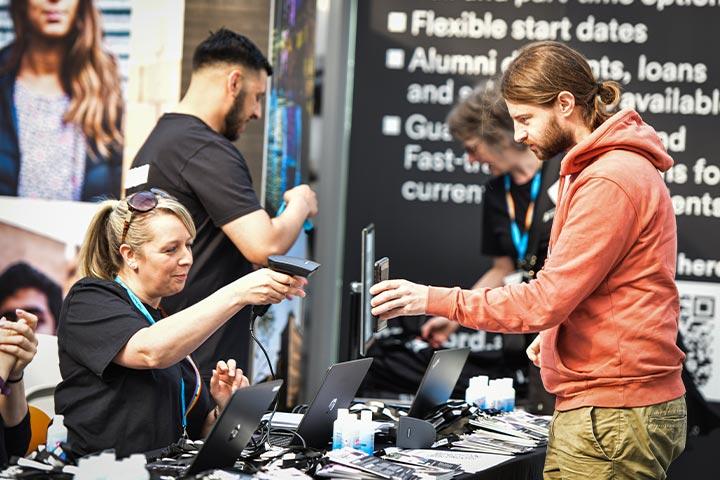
xmin=0 ymin=0 xmax=132 ymax=335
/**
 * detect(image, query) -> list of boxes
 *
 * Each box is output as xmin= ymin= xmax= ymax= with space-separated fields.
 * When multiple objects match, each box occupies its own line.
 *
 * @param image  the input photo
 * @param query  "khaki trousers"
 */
xmin=544 ymin=396 xmax=687 ymax=479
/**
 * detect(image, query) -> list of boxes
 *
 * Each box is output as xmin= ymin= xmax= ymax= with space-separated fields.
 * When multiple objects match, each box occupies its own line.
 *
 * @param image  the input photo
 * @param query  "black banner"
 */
xmin=343 ymin=0 xmax=720 ymax=400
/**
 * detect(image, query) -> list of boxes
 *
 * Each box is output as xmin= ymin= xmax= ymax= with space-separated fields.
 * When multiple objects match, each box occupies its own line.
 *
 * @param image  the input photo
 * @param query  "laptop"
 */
xmin=407 ymin=347 xmax=471 ymax=419
xmin=148 ymin=379 xmax=283 ymax=476
xmin=269 ymin=357 xmax=373 ymax=449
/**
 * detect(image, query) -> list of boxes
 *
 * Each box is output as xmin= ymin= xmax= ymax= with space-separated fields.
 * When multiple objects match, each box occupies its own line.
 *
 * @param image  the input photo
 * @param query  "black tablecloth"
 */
xmin=456 ymin=447 xmax=546 ymax=480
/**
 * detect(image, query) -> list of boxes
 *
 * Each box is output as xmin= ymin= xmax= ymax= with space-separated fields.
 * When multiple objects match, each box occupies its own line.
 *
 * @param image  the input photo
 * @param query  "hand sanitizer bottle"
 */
xmin=358 ymin=410 xmax=375 ymax=454
xmin=46 ymin=414 xmax=68 ymax=458
xmin=332 ymin=408 xmax=349 ymax=450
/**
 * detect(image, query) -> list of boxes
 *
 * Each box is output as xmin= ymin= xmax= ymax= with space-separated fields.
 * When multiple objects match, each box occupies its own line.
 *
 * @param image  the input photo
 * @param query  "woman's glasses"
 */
xmin=120 ymin=188 xmax=175 ymax=245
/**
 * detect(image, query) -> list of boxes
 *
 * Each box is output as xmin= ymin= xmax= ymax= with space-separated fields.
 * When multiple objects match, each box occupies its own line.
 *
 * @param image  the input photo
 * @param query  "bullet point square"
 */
xmin=382 ymin=116 xmax=402 ymax=136
xmin=385 ymin=49 xmax=405 ymax=69
xmin=387 ymin=12 xmax=407 ymax=33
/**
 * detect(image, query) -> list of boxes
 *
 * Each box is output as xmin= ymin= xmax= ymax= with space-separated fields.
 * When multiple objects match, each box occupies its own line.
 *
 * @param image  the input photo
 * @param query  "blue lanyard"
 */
xmin=114 ymin=277 xmax=201 ymax=432
xmin=504 ymin=171 xmax=542 ymax=263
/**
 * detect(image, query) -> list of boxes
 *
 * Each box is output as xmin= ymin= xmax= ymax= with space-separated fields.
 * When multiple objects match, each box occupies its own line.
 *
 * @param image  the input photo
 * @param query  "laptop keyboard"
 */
xmin=145 ymin=456 xmax=194 ymax=475
xmin=267 ymin=431 xmax=298 ymax=447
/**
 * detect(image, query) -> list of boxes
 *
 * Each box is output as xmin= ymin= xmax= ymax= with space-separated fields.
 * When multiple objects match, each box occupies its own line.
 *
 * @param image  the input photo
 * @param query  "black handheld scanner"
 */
xmin=251 ymin=255 xmax=321 ymax=317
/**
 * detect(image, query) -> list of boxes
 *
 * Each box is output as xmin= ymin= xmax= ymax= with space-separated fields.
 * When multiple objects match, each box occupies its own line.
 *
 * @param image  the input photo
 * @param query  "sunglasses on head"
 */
xmin=120 ymin=188 xmax=175 ymax=245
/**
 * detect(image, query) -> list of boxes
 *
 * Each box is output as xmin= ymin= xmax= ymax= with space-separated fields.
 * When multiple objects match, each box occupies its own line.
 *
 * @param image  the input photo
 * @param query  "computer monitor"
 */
xmin=359 ymin=223 xmax=376 ymax=356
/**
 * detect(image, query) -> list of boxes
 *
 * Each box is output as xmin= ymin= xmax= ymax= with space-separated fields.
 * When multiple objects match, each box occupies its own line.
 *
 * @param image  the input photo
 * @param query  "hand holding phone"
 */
xmin=373 ymin=257 xmax=390 ymax=331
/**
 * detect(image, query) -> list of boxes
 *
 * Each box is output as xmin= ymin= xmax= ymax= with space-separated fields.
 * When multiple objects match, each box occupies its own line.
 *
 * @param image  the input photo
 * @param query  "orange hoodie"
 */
xmin=427 ymin=109 xmax=686 ymax=410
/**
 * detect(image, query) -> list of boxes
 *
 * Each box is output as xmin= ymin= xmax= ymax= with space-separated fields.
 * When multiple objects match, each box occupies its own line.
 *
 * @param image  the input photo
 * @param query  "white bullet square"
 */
xmin=387 ymin=12 xmax=407 ymax=33
xmin=382 ymin=116 xmax=402 ymax=136
xmin=385 ymin=49 xmax=405 ymax=69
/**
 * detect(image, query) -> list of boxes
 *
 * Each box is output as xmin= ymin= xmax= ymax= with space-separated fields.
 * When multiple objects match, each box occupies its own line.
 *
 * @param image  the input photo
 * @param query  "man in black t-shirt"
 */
xmin=126 ymin=29 xmax=317 ymax=382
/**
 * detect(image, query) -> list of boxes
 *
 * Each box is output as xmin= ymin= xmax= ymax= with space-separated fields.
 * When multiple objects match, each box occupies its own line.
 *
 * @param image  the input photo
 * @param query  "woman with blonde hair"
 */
xmin=54 ymin=189 xmax=307 ymax=457
xmin=0 ymin=0 xmax=123 ymax=201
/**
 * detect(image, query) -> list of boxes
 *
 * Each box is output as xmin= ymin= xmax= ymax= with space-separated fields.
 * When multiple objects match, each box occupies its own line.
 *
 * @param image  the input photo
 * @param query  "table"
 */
xmin=458 ymin=447 xmax=545 ymax=480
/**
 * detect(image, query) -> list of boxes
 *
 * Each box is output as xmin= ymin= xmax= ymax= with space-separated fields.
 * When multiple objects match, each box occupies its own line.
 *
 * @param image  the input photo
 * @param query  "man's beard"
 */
xmin=223 ymin=89 xmax=247 ymax=142
xmin=532 ymin=116 xmax=574 ymax=160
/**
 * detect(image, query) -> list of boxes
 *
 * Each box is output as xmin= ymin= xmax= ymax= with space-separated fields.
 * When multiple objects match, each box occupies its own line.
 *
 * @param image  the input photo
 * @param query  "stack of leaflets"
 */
xmin=318 ymin=447 xmax=458 ymax=480
xmin=449 ymin=411 xmax=550 ymax=455
xmin=382 ymin=450 xmax=463 ymax=479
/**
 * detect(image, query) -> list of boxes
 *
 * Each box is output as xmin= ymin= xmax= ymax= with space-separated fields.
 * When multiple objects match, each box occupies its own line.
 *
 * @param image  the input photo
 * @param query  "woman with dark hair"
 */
xmin=0 ymin=0 xmax=123 ymax=201
xmin=0 ymin=261 xmax=62 ymax=335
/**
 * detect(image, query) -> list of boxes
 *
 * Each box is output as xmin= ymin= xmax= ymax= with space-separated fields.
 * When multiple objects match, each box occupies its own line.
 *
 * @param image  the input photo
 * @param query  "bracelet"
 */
xmin=7 ymin=372 xmax=23 ymax=383
xmin=213 ymin=405 xmax=221 ymax=420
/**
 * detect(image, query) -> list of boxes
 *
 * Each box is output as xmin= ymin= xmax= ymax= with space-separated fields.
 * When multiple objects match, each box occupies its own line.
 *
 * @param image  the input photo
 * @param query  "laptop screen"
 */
xmin=286 ymin=357 xmax=373 ymax=449
xmin=407 ymin=347 xmax=470 ymax=419
xmin=187 ymin=379 xmax=283 ymax=475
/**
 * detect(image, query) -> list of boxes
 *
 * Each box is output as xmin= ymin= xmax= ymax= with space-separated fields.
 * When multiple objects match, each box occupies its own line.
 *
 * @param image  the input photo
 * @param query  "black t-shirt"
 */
xmin=54 ymin=278 xmax=213 ymax=457
xmin=0 ymin=411 xmax=30 ymax=465
xmin=128 ymin=113 xmax=262 ymax=378
xmin=360 ymin=156 xmax=562 ymax=400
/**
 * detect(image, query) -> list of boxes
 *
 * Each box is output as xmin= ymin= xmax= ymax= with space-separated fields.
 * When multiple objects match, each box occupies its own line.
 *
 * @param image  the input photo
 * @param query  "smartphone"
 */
xmin=373 ymin=257 xmax=390 ymax=331
xmin=374 ymin=256 xmax=389 ymax=284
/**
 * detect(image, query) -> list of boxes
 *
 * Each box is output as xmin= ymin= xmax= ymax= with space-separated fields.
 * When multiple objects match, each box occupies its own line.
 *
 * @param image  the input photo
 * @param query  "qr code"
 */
xmin=679 ymin=294 xmax=716 ymax=387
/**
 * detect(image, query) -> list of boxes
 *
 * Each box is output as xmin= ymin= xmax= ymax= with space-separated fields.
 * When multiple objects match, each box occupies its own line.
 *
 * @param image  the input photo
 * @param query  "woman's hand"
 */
xmin=0 ymin=309 xmax=39 ymax=379
xmin=526 ymin=334 xmax=542 ymax=367
xmin=209 ymin=359 xmax=250 ymax=409
xmin=370 ymin=279 xmax=429 ymax=321
xmin=235 ymin=268 xmax=307 ymax=306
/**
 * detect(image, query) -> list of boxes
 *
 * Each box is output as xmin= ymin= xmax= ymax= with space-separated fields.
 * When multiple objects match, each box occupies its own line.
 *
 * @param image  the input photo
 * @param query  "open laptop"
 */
xmin=148 ymin=379 xmax=283 ymax=476
xmin=407 ymin=347 xmax=471 ymax=419
xmin=269 ymin=357 xmax=373 ymax=449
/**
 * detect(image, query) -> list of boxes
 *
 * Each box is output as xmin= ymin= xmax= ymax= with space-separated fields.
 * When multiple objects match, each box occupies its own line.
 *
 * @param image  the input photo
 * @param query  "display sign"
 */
xmin=343 ymin=0 xmax=720 ymax=400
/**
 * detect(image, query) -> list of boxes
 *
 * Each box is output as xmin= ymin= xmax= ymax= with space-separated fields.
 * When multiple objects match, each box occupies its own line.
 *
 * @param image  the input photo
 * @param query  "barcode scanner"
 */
xmin=251 ymin=255 xmax=321 ymax=318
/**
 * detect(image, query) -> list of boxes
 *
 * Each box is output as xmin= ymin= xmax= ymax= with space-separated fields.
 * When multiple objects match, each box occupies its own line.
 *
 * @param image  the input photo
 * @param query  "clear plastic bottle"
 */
xmin=46 ymin=414 xmax=68 ymax=458
xmin=487 ymin=379 xmax=500 ymax=410
xmin=465 ymin=375 xmax=489 ymax=409
xmin=345 ymin=412 xmax=360 ymax=450
xmin=499 ymin=377 xmax=516 ymax=412
xmin=358 ymin=410 xmax=375 ymax=454
xmin=332 ymin=408 xmax=349 ymax=450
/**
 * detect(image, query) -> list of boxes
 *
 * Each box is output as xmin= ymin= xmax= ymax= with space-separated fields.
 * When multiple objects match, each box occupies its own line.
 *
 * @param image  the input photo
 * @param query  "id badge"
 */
xmin=504 ymin=269 xmax=529 ymax=285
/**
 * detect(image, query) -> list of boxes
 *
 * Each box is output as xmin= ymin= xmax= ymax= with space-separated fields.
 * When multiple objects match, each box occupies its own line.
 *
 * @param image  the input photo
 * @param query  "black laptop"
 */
xmin=407 ymin=347 xmax=471 ymax=419
xmin=269 ymin=357 xmax=373 ymax=449
xmin=148 ymin=379 xmax=283 ymax=476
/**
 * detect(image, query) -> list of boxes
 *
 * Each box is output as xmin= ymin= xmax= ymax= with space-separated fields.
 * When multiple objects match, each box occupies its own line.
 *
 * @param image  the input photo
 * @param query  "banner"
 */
xmin=254 ymin=0 xmax=316 ymax=410
xmin=343 ymin=0 xmax=720 ymax=400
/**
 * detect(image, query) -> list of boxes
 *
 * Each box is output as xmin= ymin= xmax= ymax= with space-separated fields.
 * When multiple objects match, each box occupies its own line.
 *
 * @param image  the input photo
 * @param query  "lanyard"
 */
xmin=504 ymin=170 xmax=542 ymax=263
xmin=114 ymin=277 xmax=202 ymax=434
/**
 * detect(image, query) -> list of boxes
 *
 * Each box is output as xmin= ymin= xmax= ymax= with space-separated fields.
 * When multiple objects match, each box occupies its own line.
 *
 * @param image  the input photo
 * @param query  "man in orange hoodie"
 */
xmin=370 ymin=41 xmax=687 ymax=479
